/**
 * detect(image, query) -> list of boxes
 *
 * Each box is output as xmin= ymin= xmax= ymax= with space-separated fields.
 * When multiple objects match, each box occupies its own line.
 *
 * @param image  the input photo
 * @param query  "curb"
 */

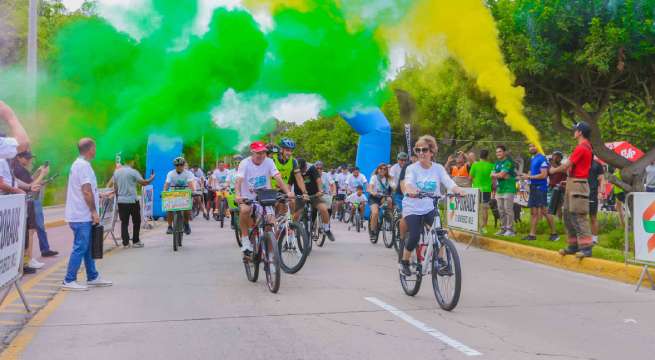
xmin=450 ymin=230 xmax=655 ymax=289
xmin=44 ymin=220 xmax=66 ymax=229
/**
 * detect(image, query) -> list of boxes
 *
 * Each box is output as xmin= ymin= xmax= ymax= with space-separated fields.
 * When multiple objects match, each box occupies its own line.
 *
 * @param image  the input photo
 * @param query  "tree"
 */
xmin=491 ymin=0 xmax=655 ymax=190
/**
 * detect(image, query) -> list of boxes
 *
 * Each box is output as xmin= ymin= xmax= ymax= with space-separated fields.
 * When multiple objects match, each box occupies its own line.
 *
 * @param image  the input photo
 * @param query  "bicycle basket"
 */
xmin=256 ymin=189 xmax=280 ymax=207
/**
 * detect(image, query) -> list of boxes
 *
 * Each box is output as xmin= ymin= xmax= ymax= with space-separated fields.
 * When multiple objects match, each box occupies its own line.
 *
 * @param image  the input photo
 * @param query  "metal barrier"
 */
xmin=0 ymin=195 xmax=32 ymax=312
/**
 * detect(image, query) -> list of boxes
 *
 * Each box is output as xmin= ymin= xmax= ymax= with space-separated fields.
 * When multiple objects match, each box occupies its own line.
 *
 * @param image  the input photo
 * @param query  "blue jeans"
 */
xmin=33 ymin=200 xmax=51 ymax=253
xmin=647 ymin=186 xmax=655 ymax=193
xmin=65 ymin=222 xmax=99 ymax=283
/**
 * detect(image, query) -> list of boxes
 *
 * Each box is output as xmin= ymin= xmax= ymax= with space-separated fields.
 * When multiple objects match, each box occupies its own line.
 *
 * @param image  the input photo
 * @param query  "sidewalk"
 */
xmin=43 ymin=205 xmax=66 ymax=228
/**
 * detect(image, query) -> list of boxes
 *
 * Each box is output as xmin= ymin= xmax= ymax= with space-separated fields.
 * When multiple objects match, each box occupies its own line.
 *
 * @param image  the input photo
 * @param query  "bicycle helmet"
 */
xmin=279 ymin=138 xmax=296 ymax=149
xmin=397 ymin=152 xmax=409 ymax=160
xmin=267 ymin=143 xmax=280 ymax=154
xmin=173 ymin=157 xmax=186 ymax=166
xmin=233 ymin=154 xmax=244 ymax=161
xmin=315 ymin=160 xmax=324 ymax=167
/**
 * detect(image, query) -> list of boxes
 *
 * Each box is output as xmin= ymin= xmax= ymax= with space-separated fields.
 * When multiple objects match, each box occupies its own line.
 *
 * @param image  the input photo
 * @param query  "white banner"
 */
xmin=0 ymin=194 xmax=26 ymax=288
xmin=141 ymin=185 xmax=154 ymax=218
xmin=515 ymin=179 xmax=530 ymax=207
xmin=404 ymin=124 xmax=412 ymax=155
xmin=633 ymin=192 xmax=655 ymax=263
xmin=446 ymin=188 xmax=480 ymax=233
xmin=98 ymin=188 xmax=116 ymax=231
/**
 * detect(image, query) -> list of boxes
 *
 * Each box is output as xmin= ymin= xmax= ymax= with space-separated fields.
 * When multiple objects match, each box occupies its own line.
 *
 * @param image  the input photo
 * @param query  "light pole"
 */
xmin=27 ymin=0 xmax=38 ymax=105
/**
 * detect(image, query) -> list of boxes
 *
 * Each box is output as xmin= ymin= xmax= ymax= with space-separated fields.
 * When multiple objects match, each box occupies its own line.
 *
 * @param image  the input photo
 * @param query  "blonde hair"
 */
xmin=416 ymin=135 xmax=438 ymax=154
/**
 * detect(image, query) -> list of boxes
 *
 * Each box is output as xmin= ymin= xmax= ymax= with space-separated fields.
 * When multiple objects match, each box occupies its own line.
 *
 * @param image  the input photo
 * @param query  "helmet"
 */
xmin=266 ymin=143 xmax=280 ymax=154
xmin=397 ymin=152 xmax=409 ymax=160
xmin=315 ymin=160 xmax=324 ymax=168
xmin=279 ymin=138 xmax=296 ymax=149
xmin=233 ymin=154 xmax=244 ymax=161
xmin=173 ymin=157 xmax=186 ymax=166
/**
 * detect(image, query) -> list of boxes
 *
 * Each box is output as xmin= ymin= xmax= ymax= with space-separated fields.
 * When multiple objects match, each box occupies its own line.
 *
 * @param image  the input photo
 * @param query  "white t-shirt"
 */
xmin=165 ymin=170 xmax=195 ymax=189
xmin=227 ymin=169 xmax=237 ymax=189
xmin=346 ymin=173 xmax=368 ymax=193
xmin=335 ymin=172 xmax=349 ymax=194
xmin=212 ymin=169 xmax=230 ymax=188
xmin=320 ymin=172 xmax=334 ymax=194
xmin=369 ymin=174 xmax=391 ymax=195
xmin=0 ymin=137 xmax=18 ymax=159
xmin=65 ymin=157 xmax=99 ymax=223
xmin=646 ymin=165 xmax=655 ymax=187
xmin=390 ymin=163 xmax=402 ymax=188
xmin=402 ymin=162 xmax=456 ymax=217
xmin=0 ymin=159 xmax=14 ymax=195
xmin=236 ymin=157 xmax=280 ymax=200
xmin=346 ymin=192 xmax=367 ymax=204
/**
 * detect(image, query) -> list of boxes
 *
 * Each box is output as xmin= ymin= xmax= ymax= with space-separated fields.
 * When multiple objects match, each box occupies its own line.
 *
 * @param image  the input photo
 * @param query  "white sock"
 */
xmin=323 ymin=223 xmax=330 ymax=231
xmin=592 ymin=235 xmax=598 ymax=243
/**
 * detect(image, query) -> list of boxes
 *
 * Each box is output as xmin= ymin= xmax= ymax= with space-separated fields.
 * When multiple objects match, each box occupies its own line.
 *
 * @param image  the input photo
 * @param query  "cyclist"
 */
xmin=334 ymin=166 xmax=350 ymax=219
xmin=164 ymin=157 xmax=196 ymax=235
xmin=192 ymin=169 xmax=210 ymax=220
xmin=399 ymin=135 xmax=464 ymax=276
xmin=235 ymin=142 xmax=294 ymax=258
xmin=266 ymin=143 xmax=280 ymax=159
xmin=316 ymin=161 xmax=336 ymax=217
xmin=291 ymin=159 xmax=335 ymax=241
xmin=390 ymin=152 xmax=408 ymax=192
xmin=346 ymin=185 xmax=367 ymax=221
xmin=210 ymin=161 xmax=230 ymax=219
xmin=368 ymin=163 xmax=393 ymax=240
xmin=346 ymin=166 xmax=367 ymax=194
xmin=271 ymin=138 xmax=309 ymax=211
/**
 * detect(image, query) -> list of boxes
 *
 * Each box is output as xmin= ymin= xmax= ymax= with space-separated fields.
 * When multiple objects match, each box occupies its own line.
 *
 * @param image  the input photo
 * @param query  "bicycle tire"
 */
xmin=368 ymin=219 xmax=379 ymax=244
xmin=219 ymin=200 xmax=225 ymax=228
xmin=431 ymin=237 xmax=462 ymax=311
xmin=355 ymin=213 xmax=361 ymax=233
xmin=278 ymin=222 xmax=309 ymax=274
xmin=398 ymin=238 xmax=422 ymax=296
xmin=173 ymin=231 xmax=179 ymax=252
xmin=173 ymin=212 xmax=181 ymax=252
xmin=244 ymin=231 xmax=259 ymax=283
xmin=382 ymin=213 xmax=394 ymax=248
xmin=263 ymin=232 xmax=281 ymax=293
xmin=316 ymin=226 xmax=327 ymax=247
xmin=232 ymin=211 xmax=242 ymax=247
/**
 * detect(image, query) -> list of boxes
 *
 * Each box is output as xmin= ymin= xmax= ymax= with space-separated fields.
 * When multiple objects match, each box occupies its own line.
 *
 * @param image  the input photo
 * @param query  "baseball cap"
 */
xmin=572 ymin=122 xmax=591 ymax=137
xmin=397 ymin=152 xmax=408 ymax=160
xmin=250 ymin=141 xmax=267 ymax=153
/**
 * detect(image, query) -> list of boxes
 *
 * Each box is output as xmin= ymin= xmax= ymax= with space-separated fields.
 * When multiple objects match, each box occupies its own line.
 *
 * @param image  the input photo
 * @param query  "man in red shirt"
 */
xmin=551 ymin=122 xmax=594 ymax=258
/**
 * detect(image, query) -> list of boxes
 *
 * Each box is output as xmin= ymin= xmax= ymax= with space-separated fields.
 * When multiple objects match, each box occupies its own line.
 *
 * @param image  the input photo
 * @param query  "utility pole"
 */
xmin=200 ymin=135 xmax=205 ymax=170
xmin=27 ymin=0 xmax=38 ymax=105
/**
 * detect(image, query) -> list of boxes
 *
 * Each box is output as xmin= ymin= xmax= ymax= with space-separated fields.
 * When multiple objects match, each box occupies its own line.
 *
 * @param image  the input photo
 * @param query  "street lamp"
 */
xmin=27 ymin=0 xmax=38 ymax=105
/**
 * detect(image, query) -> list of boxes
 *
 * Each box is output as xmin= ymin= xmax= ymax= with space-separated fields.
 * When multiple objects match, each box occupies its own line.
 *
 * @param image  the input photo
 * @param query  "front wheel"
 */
xmin=432 ymin=237 xmax=462 ymax=311
xmin=355 ymin=213 xmax=362 ymax=233
xmin=262 ymin=232 xmax=281 ymax=293
xmin=218 ymin=200 xmax=226 ymax=228
xmin=278 ymin=222 xmax=309 ymax=274
xmin=382 ymin=214 xmax=394 ymax=248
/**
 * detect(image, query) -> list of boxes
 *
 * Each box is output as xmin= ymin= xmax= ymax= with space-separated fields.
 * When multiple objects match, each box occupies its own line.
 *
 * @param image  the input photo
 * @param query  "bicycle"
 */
xmin=391 ymin=206 xmax=402 ymax=256
xmin=276 ymin=197 xmax=310 ymax=274
xmin=398 ymin=193 xmax=462 ymax=311
xmin=368 ymin=195 xmax=393 ymax=246
xmin=162 ymin=187 xmax=192 ymax=252
xmin=242 ymin=189 xmax=282 ymax=294
xmin=346 ymin=202 xmax=364 ymax=232
xmin=215 ymin=189 xmax=229 ymax=228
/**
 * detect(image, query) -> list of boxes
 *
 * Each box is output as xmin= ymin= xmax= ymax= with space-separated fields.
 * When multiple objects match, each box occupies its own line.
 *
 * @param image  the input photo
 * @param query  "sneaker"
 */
xmin=521 ymin=235 xmax=537 ymax=241
xmin=575 ymin=248 xmax=593 ymax=259
xmin=41 ymin=250 xmax=59 ymax=257
xmin=242 ymin=249 xmax=253 ymax=261
xmin=132 ymin=242 xmax=144 ymax=248
xmin=325 ymin=230 xmax=335 ymax=242
xmin=123 ymin=243 xmax=130 ymax=248
xmin=166 ymin=226 xmax=174 ymax=235
xmin=559 ymin=245 xmax=578 ymax=256
xmin=548 ymin=234 xmax=560 ymax=242
xmin=28 ymin=259 xmax=45 ymax=269
xmin=495 ymin=229 xmax=506 ymax=236
xmin=184 ymin=224 xmax=191 ymax=235
xmin=87 ymin=277 xmax=113 ymax=287
xmin=592 ymin=235 xmax=598 ymax=245
xmin=503 ymin=230 xmax=516 ymax=237
xmin=62 ymin=281 xmax=88 ymax=291
xmin=204 ymin=213 xmax=210 ymax=221
xmin=399 ymin=260 xmax=412 ymax=276
xmin=436 ymin=260 xmax=452 ymax=276
xmin=23 ymin=266 xmax=37 ymax=275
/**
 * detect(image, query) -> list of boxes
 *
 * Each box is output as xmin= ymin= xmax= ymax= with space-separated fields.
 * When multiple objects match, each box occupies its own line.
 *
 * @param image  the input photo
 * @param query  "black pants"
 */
xmin=404 ymin=210 xmax=436 ymax=252
xmin=118 ymin=202 xmax=141 ymax=245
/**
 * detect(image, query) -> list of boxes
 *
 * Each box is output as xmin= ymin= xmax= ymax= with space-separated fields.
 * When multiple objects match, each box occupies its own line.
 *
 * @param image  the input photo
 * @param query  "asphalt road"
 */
xmin=13 ymin=217 xmax=655 ymax=360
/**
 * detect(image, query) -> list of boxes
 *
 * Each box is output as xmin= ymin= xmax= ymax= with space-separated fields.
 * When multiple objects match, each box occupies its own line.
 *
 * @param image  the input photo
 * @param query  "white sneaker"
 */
xmin=28 ymin=259 xmax=45 ymax=269
xmin=62 ymin=281 xmax=89 ymax=291
xmin=503 ymin=230 xmax=516 ymax=237
xmin=87 ymin=278 xmax=113 ymax=287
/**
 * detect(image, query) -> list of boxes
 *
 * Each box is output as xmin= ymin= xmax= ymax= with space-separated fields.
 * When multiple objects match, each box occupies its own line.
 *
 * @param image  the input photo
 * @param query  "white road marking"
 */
xmin=365 ymin=297 xmax=482 ymax=357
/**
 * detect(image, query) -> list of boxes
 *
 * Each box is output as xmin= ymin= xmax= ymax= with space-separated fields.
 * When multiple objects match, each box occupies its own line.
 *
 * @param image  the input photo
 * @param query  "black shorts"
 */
xmin=589 ymin=192 xmax=598 ymax=216
xmin=369 ymin=195 xmax=383 ymax=206
xmin=528 ymin=185 xmax=548 ymax=208
xmin=548 ymin=187 xmax=564 ymax=215
xmin=481 ymin=192 xmax=491 ymax=204
xmin=616 ymin=192 xmax=626 ymax=203
xmin=335 ymin=194 xmax=346 ymax=201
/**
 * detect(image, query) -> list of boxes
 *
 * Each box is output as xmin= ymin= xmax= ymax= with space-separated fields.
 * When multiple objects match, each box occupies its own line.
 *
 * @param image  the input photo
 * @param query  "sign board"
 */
xmin=633 ymin=192 xmax=655 ymax=263
xmin=162 ymin=190 xmax=192 ymax=212
xmin=0 ymin=194 xmax=26 ymax=289
xmin=515 ymin=180 xmax=530 ymax=207
xmin=446 ymin=188 xmax=480 ymax=233
xmin=404 ymin=124 xmax=412 ymax=156
xmin=141 ymin=185 xmax=154 ymax=218
xmin=98 ymin=188 xmax=116 ymax=230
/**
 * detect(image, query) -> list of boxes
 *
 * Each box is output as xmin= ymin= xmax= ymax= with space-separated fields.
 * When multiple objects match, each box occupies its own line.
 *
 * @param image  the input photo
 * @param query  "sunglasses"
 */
xmin=414 ymin=147 xmax=430 ymax=154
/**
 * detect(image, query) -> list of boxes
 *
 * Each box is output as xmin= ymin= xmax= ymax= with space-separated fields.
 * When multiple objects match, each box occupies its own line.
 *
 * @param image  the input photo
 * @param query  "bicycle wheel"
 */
xmin=262 ymin=232 xmax=281 ymax=293
xmin=173 ymin=232 xmax=179 ymax=252
xmin=392 ymin=219 xmax=401 ymax=256
xmin=398 ymin=237 xmax=422 ymax=296
xmin=278 ymin=222 xmax=309 ymax=274
xmin=368 ymin=218 xmax=379 ymax=244
xmin=232 ymin=210 xmax=242 ymax=247
xmin=382 ymin=213 xmax=394 ymax=248
xmin=244 ymin=232 xmax=259 ymax=283
xmin=355 ymin=213 xmax=361 ymax=233
xmin=431 ymin=237 xmax=462 ymax=311
xmin=173 ymin=212 xmax=181 ymax=251
xmin=219 ymin=200 xmax=225 ymax=228
xmin=316 ymin=219 xmax=327 ymax=247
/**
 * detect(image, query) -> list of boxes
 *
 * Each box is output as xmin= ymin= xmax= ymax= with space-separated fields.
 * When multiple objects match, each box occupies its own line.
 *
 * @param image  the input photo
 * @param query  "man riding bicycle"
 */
xmin=164 ymin=157 xmax=196 ymax=235
xmin=210 ymin=161 xmax=231 ymax=218
xmin=291 ymin=159 xmax=335 ymax=242
xmin=235 ymin=142 xmax=294 ymax=258
xmin=334 ymin=166 xmax=350 ymax=218
xmin=271 ymin=138 xmax=309 ymax=211
xmin=346 ymin=166 xmax=367 ymax=194
xmin=399 ymin=135 xmax=464 ymax=276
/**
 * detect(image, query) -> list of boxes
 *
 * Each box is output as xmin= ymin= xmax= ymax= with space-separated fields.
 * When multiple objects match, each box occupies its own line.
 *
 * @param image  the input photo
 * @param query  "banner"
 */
xmin=446 ymin=188 xmax=480 ymax=233
xmin=162 ymin=190 xmax=192 ymax=212
xmin=633 ymin=192 xmax=655 ymax=263
xmin=515 ymin=179 xmax=530 ymax=207
xmin=98 ymin=188 xmax=116 ymax=231
xmin=0 ymin=194 xmax=26 ymax=289
xmin=404 ymin=124 xmax=412 ymax=155
xmin=141 ymin=185 xmax=154 ymax=218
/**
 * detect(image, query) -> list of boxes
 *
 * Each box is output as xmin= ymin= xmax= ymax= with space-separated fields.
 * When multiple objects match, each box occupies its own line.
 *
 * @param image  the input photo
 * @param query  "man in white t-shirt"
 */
xmin=63 ymin=138 xmax=113 ymax=291
xmin=390 ymin=152 xmax=408 ymax=190
xmin=346 ymin=167 xmax=368 ymax=194
xmin=164 ymin=157 xmax=196 ymax=235
xmin=209 ymin=161 xmax=231 ymax=217
xmin=235 ymin=142 xmax=293 ymax=256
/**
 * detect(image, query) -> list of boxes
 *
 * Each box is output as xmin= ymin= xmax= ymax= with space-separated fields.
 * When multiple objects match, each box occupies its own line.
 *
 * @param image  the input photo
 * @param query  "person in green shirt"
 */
xmin=469 ymin=149 xmax=494 ymax=230
xmin=491 ymin=145 xmax=517 ymax=236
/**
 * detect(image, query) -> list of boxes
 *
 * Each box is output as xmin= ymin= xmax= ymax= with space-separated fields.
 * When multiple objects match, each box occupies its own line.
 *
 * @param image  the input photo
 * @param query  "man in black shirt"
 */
xmin=588 ymin=159 xmax=604 ymax=244
xmin=291 ymin=158 xmax=335 ymax=241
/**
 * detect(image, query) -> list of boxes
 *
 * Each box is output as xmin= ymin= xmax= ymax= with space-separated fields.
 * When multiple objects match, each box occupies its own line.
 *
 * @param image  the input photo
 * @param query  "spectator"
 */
xmin=612 ymin=167 xmax=626 ymax=228
xmin=645 ymin=161 xmax=655 ymax=193
xmin=446 ymin=151 xmax=471 ymax=187
xmin=63 ymin=138 xmax=113 ymax=291
xmin=588 ymin=159 xmax=604 ymax=244
xmin=112 ymin=156 xmax=155 ymax=248
xmin=547 ymin=151 xmax=567 ymax=219
xmin=551 ymin=122 xmax=594 ymax=258
xmin=469 ymin=149 xmax=494 ymax=231
xmin=520 ymin=144 xmax=558 ymax=241
xmin=491 ymin=145 xmax=517 ymax=236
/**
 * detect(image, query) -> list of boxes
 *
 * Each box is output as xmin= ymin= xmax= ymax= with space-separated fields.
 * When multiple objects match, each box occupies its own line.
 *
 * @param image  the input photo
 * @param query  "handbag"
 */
xmin=91 ymin=224 xmax=104 ymax=259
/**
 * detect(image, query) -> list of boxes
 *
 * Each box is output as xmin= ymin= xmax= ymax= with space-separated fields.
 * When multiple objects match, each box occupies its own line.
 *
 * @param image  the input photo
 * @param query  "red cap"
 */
xmin=250 ymin=141 xmax=267 ymax=153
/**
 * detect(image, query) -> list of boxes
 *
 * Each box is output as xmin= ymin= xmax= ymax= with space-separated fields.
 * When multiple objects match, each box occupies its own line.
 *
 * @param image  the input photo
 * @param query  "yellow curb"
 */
xmin=44 ymin=220 xmax=66 ymax=229
xmin=451 ymin=230 xmax=655 ymax=288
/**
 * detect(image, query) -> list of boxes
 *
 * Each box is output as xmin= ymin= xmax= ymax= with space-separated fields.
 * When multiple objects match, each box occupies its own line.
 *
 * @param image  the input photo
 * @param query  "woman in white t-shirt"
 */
xmin=399 ymin=135 xmax=464 ymax=276
xmin=367 ymin=163 xmax=393 ymax=239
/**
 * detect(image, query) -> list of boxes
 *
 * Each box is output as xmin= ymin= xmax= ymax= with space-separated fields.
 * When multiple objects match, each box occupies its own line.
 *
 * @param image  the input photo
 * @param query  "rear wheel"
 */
xmin=262 ymin=232 xmax=281 ymax=293
xmin=398 ymin=237 xmax=422 ymax=296
xmin=278 ymin=222 xmax=309 ymax=274
xmin=432 ymin=237 xmax=462 ymax=311
xmin=218 ymin=200 xmax=226 ymax=228
xmin=368 ymin=218 xmax=379 ymax=244
xmin=355 ymin=213 xmax=362 ymax=233
xmin=382 ymin=213 xmax=394 ymax=248
xmin=244 ymin=231 xmax=259 ymax=282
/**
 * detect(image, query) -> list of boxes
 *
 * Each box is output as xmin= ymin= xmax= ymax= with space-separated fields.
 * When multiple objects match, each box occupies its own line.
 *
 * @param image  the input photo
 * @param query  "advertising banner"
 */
xmin=633 ymin=193 xmax=655 ymax=263
xmin=0 ymin=194 xmax=26 ymax=289
xmin=446 ymin=188 xmax=480 ymax=233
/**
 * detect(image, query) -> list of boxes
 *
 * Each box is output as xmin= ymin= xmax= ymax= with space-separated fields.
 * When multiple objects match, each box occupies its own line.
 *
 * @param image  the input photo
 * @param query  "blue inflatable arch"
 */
xmin=341 ymin=109 xmax=391 ymax=179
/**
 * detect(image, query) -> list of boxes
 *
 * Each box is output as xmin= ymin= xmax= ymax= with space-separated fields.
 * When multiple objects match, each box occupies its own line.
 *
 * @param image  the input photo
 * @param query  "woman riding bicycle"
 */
xmin=368 ymin=163 xmax=393 ymax=240
xmin=399 ymin=135 xmax=464 ymax=276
